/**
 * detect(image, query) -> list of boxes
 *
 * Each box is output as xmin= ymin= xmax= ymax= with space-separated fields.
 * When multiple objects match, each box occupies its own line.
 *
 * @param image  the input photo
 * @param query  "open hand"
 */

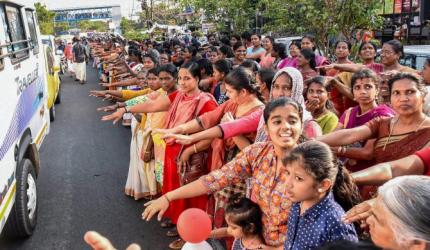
xmin=89 ymin=90 xmax=107 ymax=97
xmin=97 ymin=104 xmax=119 ymax=112
xmin=142 ymin=196 xmax=170 ymax=221
xmin=101 ymin=108 xmax=125 ymax=124
xmin=84 ymin=231 xmax=141 ymax=250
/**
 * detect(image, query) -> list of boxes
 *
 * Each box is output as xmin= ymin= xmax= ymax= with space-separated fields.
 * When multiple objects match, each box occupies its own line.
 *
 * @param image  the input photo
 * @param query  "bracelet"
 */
xmin=164 ymin=194 xmax=170 ymax=203
xmin=193 ymin=144 xmax=198 ymax=154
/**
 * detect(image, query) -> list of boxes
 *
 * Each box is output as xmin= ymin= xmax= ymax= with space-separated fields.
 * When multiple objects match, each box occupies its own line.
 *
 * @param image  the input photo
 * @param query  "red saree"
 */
xmin=162 ymin=91 xmax=217 ymax=224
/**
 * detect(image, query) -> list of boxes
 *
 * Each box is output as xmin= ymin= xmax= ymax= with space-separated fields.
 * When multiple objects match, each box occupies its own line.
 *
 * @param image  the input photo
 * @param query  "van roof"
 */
xmin=403 ymin=45 xmax=430 ymax=56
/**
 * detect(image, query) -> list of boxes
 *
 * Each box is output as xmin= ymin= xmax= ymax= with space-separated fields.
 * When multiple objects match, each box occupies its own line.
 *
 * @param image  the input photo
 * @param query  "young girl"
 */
xmin=283 ymin=141 xmax=360 ymax=250
xmin=305 ymin=76 xmax=338 ymax=134
xmin=210 ymin=196 xmax=264 ymax=250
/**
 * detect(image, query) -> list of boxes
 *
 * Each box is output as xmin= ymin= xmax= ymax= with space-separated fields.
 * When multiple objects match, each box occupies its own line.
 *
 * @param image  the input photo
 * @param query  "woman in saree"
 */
xmin=105 ymin=67 xmax=162 ymax=200
xmin=300 ymin=34 xmax=330 ymax=67
xmin=142 ymin=97 xmax=305 ymax=248
xmin=102 ymin=62 xmax=217 ymax=249
xmin=332 ymin=69 xmax=395 ymax=173
xmin=318 ymin=72 xmax=430 ymax=199
xmin=297 ymin=48 xmax=318 ymax=82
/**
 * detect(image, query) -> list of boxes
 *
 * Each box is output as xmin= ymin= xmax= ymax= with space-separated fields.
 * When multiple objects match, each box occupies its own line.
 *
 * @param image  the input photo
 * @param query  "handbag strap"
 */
xmin=177 ymin=97 xmax=203 ymax=164
xmin=343 ymin=108 xmax=352 ymax=129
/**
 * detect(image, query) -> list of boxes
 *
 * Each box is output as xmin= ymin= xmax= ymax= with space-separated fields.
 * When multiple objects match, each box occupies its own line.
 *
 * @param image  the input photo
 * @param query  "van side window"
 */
xmin=25 ymin=10 xmax=38 ymax=54
xmin=0 ymin=6 xmax=8 ymax=67
xmin=5 ymin=5 xmax=29 ymax=61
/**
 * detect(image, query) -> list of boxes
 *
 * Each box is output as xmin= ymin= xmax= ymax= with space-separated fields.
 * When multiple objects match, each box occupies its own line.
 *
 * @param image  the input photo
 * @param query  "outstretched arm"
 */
xmin=352 ymin=154 xmax=425 ymax=186
xmin=317 ymin=125 xmax=372 ymax=146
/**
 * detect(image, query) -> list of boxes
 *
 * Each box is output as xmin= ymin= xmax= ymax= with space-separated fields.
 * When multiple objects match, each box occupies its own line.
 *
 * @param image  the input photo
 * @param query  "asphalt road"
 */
xmin=0 ymin=64 xmax=168 ymax=250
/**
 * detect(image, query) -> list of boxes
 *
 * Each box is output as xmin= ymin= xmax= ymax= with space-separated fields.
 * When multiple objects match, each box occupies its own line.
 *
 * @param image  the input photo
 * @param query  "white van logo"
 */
xmin=16 ymin=63 xmax=39 ymax=95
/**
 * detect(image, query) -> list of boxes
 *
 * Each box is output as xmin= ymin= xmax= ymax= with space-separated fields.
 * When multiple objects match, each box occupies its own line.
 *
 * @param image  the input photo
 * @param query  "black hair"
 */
xmin=143 ymin=53 xmax=158 ymax=65
xmin=240 ymin=59 xmax=259 ymax=73
xmin=302 ymin=34 xmax=316 ymax=51
xmin=283 ymin=141 xmax=361 ymax=212
xmin=159 ymin=63 xmax=178 ymax=78
xmin=233 ymin=42 xmax=245 ymax=52
xmin=251 ymin=33 xmax=261 ymax=39
xmin=426 ymin=58 xmax=430 ymax=66
xmin=160 ymin=51 xmax=171 ymax=62
xmin=350 ymin=69 xmax=379 ymax=92
xmin=207 ymin=33 xmax=215 ymax=39
xmin=384 ymin=39 xmax=404 ymax=57
xmin=180 ymin=61 xmax=201 ymax=82
xmin=290 ymin=40 xmax=301 ymax=50
xmin=185 ymin=45 xmax=198 ymax=57
xmin=147 ymin=67 xmax=160 ymax=76
xmin=335 ymin=40 xmax=352 ymax=51
xmin=300 ymin=48 xmax=317 ymax=70
xmin=208 ymin=46 xmax=218 ymax=53
xmin=231 ymin=34 xmax=241 ymax=42
xmin=241 ymin=31 xmax=252 ymax=42
xmin=387 ymin=72 xmax=427 ymax=97
xmin=226 ymin=196 xmax=263 ymax=237
xmin=224 ymin=67 xmax=264 ymax=102
xmin=220 ymin=36 xmax=230 ymax=46
xmin=219 ymin=45 xmax=235 ymax=58
xmin=257 ymin=68 xmax=275 ymax=91
xmin=264 ymin=36 xmax=275 ymax=45
xmin=213 ymin=59 xmax=232 ymax=76
xmin=305 ymin=76 xmax=335 ymax=111
xmin=358 ymin=41 xmax=378 ymax=54
xmin=263 ymin=97 xmax=303 ymax=124
xmin=197 ymin=58 xmax=213 ymax=76
xmin=273 ymin=43 xmax=287 ymax=59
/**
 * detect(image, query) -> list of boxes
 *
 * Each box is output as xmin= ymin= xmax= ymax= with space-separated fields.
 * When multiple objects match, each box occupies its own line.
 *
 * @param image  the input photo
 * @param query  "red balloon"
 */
xmin=177 ymin=208 xmax=212 ymax=243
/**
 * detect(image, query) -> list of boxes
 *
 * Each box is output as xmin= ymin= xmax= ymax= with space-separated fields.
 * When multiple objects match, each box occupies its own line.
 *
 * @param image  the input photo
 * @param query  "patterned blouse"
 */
xmin=284 ymin=192 xmax=358 ymax=250
xmin=201 ymin=142 xmax=292 ymax=247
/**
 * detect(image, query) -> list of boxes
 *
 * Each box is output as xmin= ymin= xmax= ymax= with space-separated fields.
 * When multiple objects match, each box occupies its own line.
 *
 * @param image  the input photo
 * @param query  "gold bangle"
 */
xmin=193 ymin=144 xmax=198 ymax=154
xmin=164 ymin=194 xmax=170 ymax=203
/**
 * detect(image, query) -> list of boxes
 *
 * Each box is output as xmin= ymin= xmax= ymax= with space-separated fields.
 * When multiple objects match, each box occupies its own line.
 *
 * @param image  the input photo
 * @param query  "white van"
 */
xmin=0 ymin=0 xmax=49 ymax=237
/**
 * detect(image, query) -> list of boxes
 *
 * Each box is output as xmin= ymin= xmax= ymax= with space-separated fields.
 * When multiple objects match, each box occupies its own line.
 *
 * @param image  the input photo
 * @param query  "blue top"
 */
xmin=284 ymin=192 xmax=358 ymax=250
xmin=213 ymin=82 xmax=228 ymax=105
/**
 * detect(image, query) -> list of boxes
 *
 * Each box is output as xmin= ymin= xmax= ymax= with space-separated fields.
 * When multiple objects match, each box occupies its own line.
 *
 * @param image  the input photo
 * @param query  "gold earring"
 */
xmin=318 ymin=188 xmax=323 ymax=193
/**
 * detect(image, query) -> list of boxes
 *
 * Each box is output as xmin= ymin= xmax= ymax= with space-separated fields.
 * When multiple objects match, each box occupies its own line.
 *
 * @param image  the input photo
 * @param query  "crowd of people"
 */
xmin=85 ymin=31 xmax=430 ymax=250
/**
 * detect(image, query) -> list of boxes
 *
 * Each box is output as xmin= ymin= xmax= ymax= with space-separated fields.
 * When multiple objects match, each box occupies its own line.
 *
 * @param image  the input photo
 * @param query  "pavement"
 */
xmin=0 ymin=64 xmax=169 ymax=250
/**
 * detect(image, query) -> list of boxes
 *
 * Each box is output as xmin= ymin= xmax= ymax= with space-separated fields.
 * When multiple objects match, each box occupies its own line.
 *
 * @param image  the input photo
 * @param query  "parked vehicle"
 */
xmin=400 ymin=45 xmax=430 ymax=71
xmin=0 ymin=0 xmax=49 ymax=238
xmin=42 ymin=43 xmax=62 ymax=122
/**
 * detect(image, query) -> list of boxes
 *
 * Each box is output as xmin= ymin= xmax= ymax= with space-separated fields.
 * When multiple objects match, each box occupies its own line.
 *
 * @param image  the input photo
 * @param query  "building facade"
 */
xmin=51 ymin=5 xmax=121 ymax=34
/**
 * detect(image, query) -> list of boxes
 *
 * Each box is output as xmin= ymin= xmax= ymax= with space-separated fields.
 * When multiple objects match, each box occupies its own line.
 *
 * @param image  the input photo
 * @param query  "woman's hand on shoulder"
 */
xmin=342 ymin=198 xmax=375 ymax=227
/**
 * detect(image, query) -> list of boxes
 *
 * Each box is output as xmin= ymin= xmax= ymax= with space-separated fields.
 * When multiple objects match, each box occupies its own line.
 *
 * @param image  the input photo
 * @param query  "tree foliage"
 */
xmin=178 ymin=0 xmax=384 ymax=52
xmin=78 ymin=20 xmax=108 ymax=32
xmin=34 ymin=3 xmax=55 ymax=35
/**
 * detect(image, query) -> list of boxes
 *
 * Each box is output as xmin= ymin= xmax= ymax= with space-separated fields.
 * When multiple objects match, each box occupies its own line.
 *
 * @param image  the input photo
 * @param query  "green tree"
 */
xmin=261 ymin=0 xmax=384 ymax=54
xmin=34 ymin=2 xmax=55 ymax=35
xmin=78 ymin=20 xmax=108 ymax=32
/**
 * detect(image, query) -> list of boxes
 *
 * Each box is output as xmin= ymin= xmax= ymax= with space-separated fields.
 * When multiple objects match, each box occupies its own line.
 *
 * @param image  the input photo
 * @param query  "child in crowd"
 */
xmin=210 ymin=196 xmax=264 ymax=250
xmin=283 ymin=141 xmax=360 ymax=250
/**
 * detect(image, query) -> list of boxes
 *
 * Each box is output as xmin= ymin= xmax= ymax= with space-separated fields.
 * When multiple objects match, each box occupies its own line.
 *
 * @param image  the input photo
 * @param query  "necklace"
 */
xmin=383 ymin=116 xmax=427 ymax=151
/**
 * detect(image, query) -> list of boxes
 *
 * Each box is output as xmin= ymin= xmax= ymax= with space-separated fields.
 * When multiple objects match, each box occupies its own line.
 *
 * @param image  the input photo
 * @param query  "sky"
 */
xmin=34 ymin=0 xmax=141 ymax=18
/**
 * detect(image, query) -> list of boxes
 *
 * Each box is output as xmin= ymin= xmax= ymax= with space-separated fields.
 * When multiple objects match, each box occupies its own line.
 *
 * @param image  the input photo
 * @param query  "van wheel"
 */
xmin=55 ymin=85 xmax=61 ymax=104
xmin=49 ymin=105 xmax=55 ymax=122
xmin=4 ymin=159 xmax=38 ymax=238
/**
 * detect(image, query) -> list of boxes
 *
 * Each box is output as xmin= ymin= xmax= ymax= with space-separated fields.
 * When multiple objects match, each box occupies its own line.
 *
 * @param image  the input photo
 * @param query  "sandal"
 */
xmin=161 ymin=219 xmax=174 ymax=228
xmin=166 ymin=228 xmax=179 ymax=237
xmin=168 ymin=239 xmax=185 ymax=249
